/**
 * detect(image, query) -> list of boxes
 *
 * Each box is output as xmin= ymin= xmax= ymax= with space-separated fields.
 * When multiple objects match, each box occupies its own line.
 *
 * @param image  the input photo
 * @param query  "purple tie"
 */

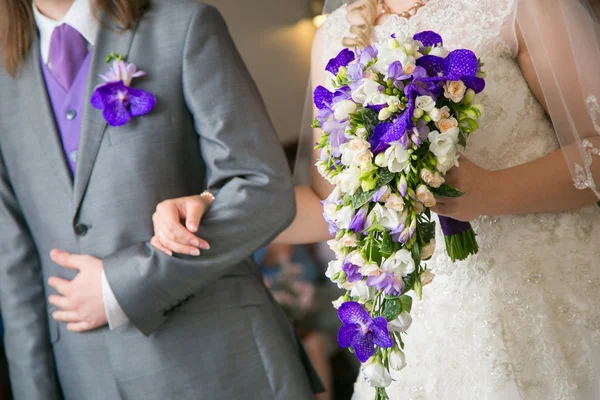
xmin=48 ymin=24 xmax=88 ymax=90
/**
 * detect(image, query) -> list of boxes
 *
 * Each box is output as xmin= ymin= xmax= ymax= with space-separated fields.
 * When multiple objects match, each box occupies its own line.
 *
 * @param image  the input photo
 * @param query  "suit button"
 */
xmin=74 ymin=224 xmax=88 ymax=236
xmin=66 ymin=109 xmax=77 ymax=120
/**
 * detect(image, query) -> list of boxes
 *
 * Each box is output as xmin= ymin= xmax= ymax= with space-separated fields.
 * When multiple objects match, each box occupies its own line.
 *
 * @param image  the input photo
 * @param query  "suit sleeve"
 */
xmin=102 ymin=4 xmax=296 ymax=336
xmin=0 ymin=149 xmax=61 ymax=399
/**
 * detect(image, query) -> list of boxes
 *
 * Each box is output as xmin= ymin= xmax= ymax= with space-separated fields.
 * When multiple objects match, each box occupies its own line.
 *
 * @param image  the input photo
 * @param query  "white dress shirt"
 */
xmin=33 ymin=0 xmax=129 ymax=330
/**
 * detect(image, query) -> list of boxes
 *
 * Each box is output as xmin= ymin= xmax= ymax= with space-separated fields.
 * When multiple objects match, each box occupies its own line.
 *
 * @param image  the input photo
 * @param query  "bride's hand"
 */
xmin=431 ymin=156 xmax=496 ymax=221
xmin=150 ymin=195 xmax=212 ymax=256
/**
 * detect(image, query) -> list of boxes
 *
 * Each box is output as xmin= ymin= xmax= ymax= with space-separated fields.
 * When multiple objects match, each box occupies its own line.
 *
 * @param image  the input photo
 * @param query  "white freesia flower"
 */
xmin=436 ymin=151 xmax=460 ymax=174
xmin=428 ymin=129 xmax=459 ymax=159
xmin=325 ymin=259 xmax=343 ymax=280
xmin=444 ymin=80 xmax=467 ymax=103
xmin=327 ymin=239 xmax=345 ymax=258
xmin=385 ymin=142 xmax=411 ymax=173
xmin=355 ymin=127 xmax=367 ymax=139
xmin=322 ymin=202 xmax=338 ymax=222
xmin=413 ymin=108 xmax=424 ymax=119
xmin=346 ymin=250 xmax=367 ymax=268
xmin=374 ymin=152 xmax=388 ymax=168
xmin=378 ymin=108 xmax=392 ymax=121
xmin=332 ymin=100 xmax=357 ymax=121
xmin=336 ymin=206 xmax=355 ymax=230
xmin=389 ymin=350 xmax=407 ymax=371
xmin=382 ymin=249 xmax=415 ymax=277
xmin=428 ymin=107 xmax=442 ymax=122
xmin=350 ymin=280 xmax=376 ymax=301
xmin=375 ymin=44 xmax=409 ymax=75
xmin=332 ymin=296 xmax=345 ymax=309
xmin=388 ymin=311 xmax=413 ymax=333
xmin=352 ymin=78 xmax=382 ymax=106
xmin=367 ymin=204 xmax=401 ymax=231
xmin=326 ymin=186 xmax=343 ymax=203
xmin=385 ymin=194 xmax=405 ymax=212
xmin=429 ymin=46 xmax=450 ymax=58
xmin=387 ymin=96 xmax=401 ymax=109
xmin=415 ymin=95 xmax=436 ymax=112
xmin=336 ymin=166 xmax=362 ymax=194
xmin=363 ymin=360 xmax=393 ymax=388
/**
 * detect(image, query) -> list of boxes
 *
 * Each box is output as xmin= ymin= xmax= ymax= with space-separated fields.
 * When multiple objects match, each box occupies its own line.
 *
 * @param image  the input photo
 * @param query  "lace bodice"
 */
xmin=321 ymin=2 xmax=600 ymax=399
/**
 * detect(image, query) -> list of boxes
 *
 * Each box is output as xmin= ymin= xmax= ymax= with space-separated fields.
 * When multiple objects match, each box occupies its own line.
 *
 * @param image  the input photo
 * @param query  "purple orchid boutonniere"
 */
xmin=91 ymin=53 xmax=156 ymax=127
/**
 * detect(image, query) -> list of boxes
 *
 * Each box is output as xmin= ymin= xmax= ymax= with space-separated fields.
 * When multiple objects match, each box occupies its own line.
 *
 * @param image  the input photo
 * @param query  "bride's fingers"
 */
xmin=150 ymin=236 xmax=173 ymax=257
xmin=159 ymin=236 xmax=201 ymax=256
xmin=184 ymin=198 xmax=206 ymax=234
xmin=153 ymin=214 xmax=204 ymax=249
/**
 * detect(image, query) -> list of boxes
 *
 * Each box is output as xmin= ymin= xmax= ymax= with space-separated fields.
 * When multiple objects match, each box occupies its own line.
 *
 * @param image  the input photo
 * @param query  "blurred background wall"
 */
xmin=203 ymin=0 xmax=325 ymax=145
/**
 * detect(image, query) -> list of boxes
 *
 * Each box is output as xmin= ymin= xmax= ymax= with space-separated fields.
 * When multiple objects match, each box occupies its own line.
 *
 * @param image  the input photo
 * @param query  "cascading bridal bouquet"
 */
xmin=313 ymin=31 xmax=485 ymax=399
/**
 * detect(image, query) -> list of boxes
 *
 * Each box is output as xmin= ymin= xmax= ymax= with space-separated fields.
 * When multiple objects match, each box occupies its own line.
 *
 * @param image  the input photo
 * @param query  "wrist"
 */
xmin=482 ymin=169 xmax=511 ymax=217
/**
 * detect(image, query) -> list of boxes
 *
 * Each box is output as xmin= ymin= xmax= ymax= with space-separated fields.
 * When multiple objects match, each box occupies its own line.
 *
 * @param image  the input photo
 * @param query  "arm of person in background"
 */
xmin=150 ymin=24 xmax=334 ymax=254
xmin=0 ymin=150 xmax=61 ymax=400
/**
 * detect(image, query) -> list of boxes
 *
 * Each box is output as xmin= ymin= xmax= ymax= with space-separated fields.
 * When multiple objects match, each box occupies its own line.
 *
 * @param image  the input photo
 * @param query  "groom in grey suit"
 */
xmin=0 ymin=0 xmax=320 ymax=399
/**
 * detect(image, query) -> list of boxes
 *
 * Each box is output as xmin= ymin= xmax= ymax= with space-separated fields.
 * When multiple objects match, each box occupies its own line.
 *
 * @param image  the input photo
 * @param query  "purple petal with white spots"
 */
xmin=127 ymin=87 xmax=156 ymax=117
xmin=369 ymin=122 xmax=392 ymax=154
xmin=338 ymin=323 xmax=359 ymax=348
xmin=414 ymin=31 xmax=443 ymax=47
xmin=338 ymin=301 xmax=371 ymax=325
xmin=444 ymin=49 xmax=479 ymax=79
xmin=326 ymin=49 xmax=355 ymax=75
xmin=461 ymin=75 xmax=486 ymax=93
xmin=103 ymin=101 xmax=131 ymax=127
xmin=416 ymin=55 xmax=445 ymax=76
xmin=352 ymin=334 xmax=376 ymax=363
xmin=371 ymin=317 xmax=393 ymax=348
xmin=314 ymin=86 xmax=335 ymax=110
xmin=380 ymin=116 xmax=409 ymax=147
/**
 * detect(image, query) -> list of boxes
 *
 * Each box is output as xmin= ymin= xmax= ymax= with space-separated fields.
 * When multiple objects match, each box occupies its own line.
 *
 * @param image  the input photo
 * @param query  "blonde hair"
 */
xmin=342 ymin=0 xmax=378 ymax=48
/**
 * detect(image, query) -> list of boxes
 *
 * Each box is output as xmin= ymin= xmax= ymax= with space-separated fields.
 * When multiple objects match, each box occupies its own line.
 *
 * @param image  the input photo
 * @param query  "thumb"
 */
xmin=184 ymin=197 xmax=206 ymax=233
xmin=50 ymin=249 xmax=82 ymax=270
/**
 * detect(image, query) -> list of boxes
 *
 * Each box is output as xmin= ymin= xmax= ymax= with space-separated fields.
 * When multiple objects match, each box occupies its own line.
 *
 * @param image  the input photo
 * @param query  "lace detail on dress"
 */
xmin=320 ymin=1 xmax=600 ymax=399
xmin=573 ymin=96 xmax=600 ymax=197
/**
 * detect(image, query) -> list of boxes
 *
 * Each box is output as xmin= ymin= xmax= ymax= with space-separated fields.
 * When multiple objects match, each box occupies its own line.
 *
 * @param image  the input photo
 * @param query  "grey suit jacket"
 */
xmin=0 ymin=2 xmax=321 ymax=399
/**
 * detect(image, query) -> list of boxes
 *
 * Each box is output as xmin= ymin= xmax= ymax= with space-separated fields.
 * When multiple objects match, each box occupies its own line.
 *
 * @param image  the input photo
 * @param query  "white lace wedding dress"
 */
xmin=321 ymin=1 xmax=600 ymax=399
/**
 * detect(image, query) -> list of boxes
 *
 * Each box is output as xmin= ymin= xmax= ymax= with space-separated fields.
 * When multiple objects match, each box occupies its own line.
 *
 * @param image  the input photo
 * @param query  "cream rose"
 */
xmin=416 ymin=185 xmax=436 ymax=208
xmin=429 ymin=172 xmax=445 ymax=188
xmin=437 ymin=117 xmax=458 ymax=133
xmin=444 ymin=80 xmax=467 ymax=103
xmin=385 ymin=194 xmax=405 ymax=212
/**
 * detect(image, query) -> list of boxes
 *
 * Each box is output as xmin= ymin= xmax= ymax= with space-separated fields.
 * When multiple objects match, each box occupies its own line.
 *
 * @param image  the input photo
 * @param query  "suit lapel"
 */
xmin=73 ymin=21 xmax=135 ymax=211
xmin=22 ymin=38 xmax=74 ymax=199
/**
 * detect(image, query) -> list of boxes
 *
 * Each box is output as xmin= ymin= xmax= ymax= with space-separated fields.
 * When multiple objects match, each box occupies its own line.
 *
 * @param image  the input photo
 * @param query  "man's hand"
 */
xmin=48 ymin=249 xmax=107 ymax=332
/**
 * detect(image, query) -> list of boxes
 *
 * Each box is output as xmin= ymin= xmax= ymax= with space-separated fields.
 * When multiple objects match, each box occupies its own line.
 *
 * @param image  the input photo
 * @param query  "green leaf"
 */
xmin=365 ymin=239 xmax=382 ymax=264
xmin=352 ymin=189 xmax=376 ymax=209
xmin=458 ymin=131 xmax=467 ymax=148
xmin=377 ymin=168 xmax=395 ymax=187
xmin=311 ymin=118 xmax=321 ymax=129
xmin=429 ymin=183 xmax=464 ymax=198
xmin=411 ymin=242 xmax=421 ymax=266
xmin=360 ymin=108 xmax=380 ymax=136
xmin=420 ymin=221 xmax=436 ymax=244
xmin=400 ymin=295 xmax=413 ymax=313
xmin=382 ymin=298 xmax=403 ymax=321
xmin=380 ymin=232 xmax=394 ymax=257
xmin=342 ymin=194 xmax=353 ymax=207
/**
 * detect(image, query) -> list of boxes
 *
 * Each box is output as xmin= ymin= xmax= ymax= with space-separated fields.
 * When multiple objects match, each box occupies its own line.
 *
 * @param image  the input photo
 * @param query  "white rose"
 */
xmin=413 ymin=108 xmax=424 ymax=119
xmin=346 ymin=250 xmax=366 ymax=268
xmin=325 ymin=259 xmax=343 ymax=279
xmin=382 ymin=249 xmax=415 ymax=277
xmin=332 ymin=296 xmax=345 ymax=309
xmin=387 ymin=96 xmax=401 ymax=109
xmin=429 ymin=172 xmax=445 ymax=188
xmin=429 ymin=46 xmax=450 ymax=58
xmin=336 ymin=205 xmax=355 ymax=230
xmin=378 ymin=108 xmax=392 ymax=121
xmin=379 ymin=207 xmax=402 ymax=231
xmin=420 ymin=240 xmax=436 ymax=260
xmin=339 ymin=233 xmax=358 ymax=248
xmin=359 ymin=262 xmax=381 ymax=277
xmin=350 ymin=280 xmax=376 ymax=300
xmin=385 ymin=194 xmax=405 ymax=212
xmin=389 ymin=350 xmax=407 ymax=371
xmin=370 ymin=93 xmax=390 ymax=107
xmin=352 ymin=78 xmax=382 ymax=106
xmin=428 ymin=107 xmax=442 ymax=122
xmin=336 ymin=166 xmax=362 ymax=194
xmin=332 ymin=99 xmax=357 ymax=121
xmin=444 ymin=80 xmax=467 ymax=103
xmin=342 ymin=138 xmax=372 ymax=167
xmin=437 ymin=117 xmax=458 ymax=133
xmin=415 ymin=95 xmax=436 ymax=112
xmin=385 ymin=142 xmax=411 ymax=173
xmin=420 ymin=168 xmax=434 ymax=184
xmin=327 ymin=239 xmax=345 ymax=258
xmin=416 ymin=185 xmax=436 ymax=208
xmin=413 ymin=201 xmax=425 ymax=214
xmin=428 ymin=130 xmax=459 ymax=158
xmin=388 ymin=311 xmax=413 ymax=333
xmin=362 ymin=360 xmax=393 ymax=388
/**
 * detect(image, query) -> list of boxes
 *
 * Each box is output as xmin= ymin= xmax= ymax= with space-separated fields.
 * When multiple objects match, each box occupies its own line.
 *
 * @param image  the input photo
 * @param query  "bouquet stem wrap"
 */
xmin=438 ymin=216 xmax=478 ymax=261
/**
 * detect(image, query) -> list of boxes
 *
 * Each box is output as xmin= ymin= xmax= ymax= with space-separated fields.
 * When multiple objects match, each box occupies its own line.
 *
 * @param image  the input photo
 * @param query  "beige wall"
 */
xmin=203 ymin=0 xmax=318 ymax=145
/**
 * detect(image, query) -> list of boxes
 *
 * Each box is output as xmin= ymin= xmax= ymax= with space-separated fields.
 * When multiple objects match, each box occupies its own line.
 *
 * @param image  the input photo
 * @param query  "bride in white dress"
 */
xmin=150 ymin=1 xmax=600 ymax=399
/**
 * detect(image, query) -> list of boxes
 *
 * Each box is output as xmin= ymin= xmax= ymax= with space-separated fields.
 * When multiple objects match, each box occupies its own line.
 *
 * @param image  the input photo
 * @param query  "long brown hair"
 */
xmin=0 ymin=0 xmax=148 ymax=77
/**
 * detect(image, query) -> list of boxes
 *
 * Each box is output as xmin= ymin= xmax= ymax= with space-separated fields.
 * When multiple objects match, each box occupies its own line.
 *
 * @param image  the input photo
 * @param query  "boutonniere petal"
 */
xmin=91 ymin=57 xmax=156 ymax=127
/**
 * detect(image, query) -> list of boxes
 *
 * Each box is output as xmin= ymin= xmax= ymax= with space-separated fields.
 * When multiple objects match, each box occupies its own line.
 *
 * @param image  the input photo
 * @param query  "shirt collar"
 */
xmin=33 ymin=0 xmax=100 ymax=64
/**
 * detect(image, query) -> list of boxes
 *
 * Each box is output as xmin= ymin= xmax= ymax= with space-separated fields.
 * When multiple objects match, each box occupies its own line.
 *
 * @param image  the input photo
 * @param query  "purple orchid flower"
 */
xmin=91 ymin=61 xmax=155 ymax=127
xmin=314 ymin=86 xmax=335 ymax=110
xmin=366 ymin=272 xmax=404 ymax=296
xmin=349 ymin=204 xmax=369 ymax=232
xmin=413 ymin=31 xmax=443 ymax=48
xmin=358 ymin=46 xmax=378 ymax=65
xmin=369 ymin=116 xmax=410 ymax=155
xmin=326 ymin=49 xmax=356 ymax=75
xmin=416 ymin=49 xmax=485 ymax=93
xmin=337 ymin=302 xmax=393 ymax=363
xmin=342 ymin=260 xmax=363 ymax=283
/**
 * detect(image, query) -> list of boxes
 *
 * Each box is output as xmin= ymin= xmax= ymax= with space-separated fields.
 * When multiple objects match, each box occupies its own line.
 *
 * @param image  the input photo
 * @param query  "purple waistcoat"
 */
xmin=41 ymin=52 xmax=93 ymax=177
